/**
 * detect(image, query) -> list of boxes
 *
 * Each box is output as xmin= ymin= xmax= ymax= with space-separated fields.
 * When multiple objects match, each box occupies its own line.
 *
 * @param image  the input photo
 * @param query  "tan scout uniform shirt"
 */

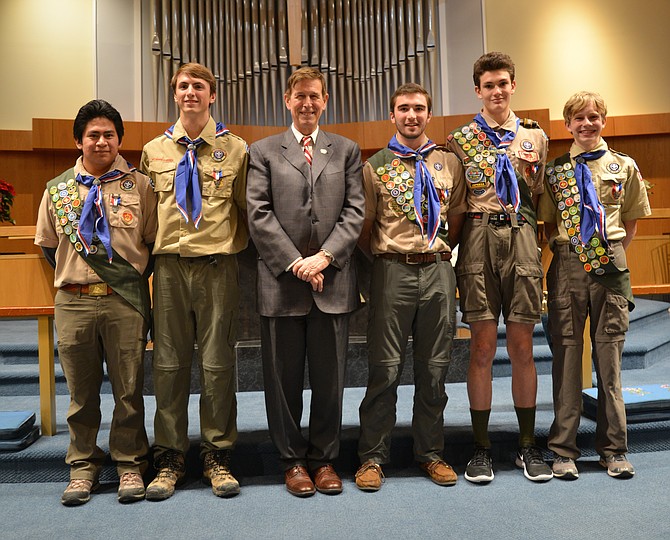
xmin=538 ymin=139 xmax=651 ymax=247
xmin=35 ymin=155 xmax=158 ymax=288
xmin=363 ymin=148 xmax=467 ymax=255
xmin=140 ymin=117 xmax=249 ymax=256
xmin=447 ymin=111 xmax=547 ymax=213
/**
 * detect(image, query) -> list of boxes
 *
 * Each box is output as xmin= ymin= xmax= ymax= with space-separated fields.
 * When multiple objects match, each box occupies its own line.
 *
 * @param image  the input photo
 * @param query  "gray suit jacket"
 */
xmin=246 ymin=128 xmax=364 ymax=317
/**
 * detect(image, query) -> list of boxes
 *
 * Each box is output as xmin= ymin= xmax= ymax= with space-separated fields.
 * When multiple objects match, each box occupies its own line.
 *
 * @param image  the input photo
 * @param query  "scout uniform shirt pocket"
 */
xmin=514 ymin=148 xmax=540 ymax=183
xmin=108 ymin=192 xmax=141 ymax=229
xmin=150 ymin=160 xmax=176 ymax=192
xmin=598 ymin=173 xmax=625 ymax=205
xmin=202 ymin=165 xmax=234 ymax=199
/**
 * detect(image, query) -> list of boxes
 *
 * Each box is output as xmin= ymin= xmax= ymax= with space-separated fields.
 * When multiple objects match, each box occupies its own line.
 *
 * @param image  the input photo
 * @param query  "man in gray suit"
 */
xmin=247 ymin=67 xmax=364 ymax=497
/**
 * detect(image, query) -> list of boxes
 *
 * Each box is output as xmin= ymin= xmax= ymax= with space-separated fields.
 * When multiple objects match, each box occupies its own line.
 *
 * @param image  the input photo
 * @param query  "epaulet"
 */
xmin=521 ymin=118 xmax=540 ymax=129
xmin=609 ymin=148 xmax=630 ymax=158
xmin=223 ymin=131 xmax=246 ymax=144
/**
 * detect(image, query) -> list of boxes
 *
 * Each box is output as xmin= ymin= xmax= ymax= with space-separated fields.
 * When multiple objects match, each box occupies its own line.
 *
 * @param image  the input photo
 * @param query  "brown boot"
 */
xmin=146 ymin=450 xmax=186 ymax=501
xmin=203 ymin=450 xmax=240 ymax=497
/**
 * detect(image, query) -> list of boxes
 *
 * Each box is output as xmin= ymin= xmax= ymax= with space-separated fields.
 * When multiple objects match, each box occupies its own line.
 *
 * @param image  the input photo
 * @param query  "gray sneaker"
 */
xmin=464 ymin=447 xmax=494 ymax=483
xmin=515 ymin=446 xmax=553 ymax=482
xmin=599 ymin=454 xmax=635 ymax=478
xmin=552 ymin=455 xmax=579 ymax=480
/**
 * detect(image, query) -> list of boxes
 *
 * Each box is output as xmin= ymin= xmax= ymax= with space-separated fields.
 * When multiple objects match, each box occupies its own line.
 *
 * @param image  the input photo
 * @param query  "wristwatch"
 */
xmin=320 ymin=249 xmax=334 ymax=263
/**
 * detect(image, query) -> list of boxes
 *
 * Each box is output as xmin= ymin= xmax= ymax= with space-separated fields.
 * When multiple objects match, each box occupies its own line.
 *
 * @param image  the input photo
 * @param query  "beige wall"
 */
xmin=1 ymin=0 xmax=668 ymax=130
xmin=484 ymin=0 xmax=670 ymax=120
xmin=0 ymin=0 xmax=94 ymax=130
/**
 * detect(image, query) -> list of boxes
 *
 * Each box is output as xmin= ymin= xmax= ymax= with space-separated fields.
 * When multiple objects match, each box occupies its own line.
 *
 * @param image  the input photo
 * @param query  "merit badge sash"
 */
xmin=546 ymin=154 xmax=634 ymax=309
xmin=450 ymin=120 xmax=538 ymax=231
xmin=47 ymin=169 xmax=152 ymax=322
xmin=368 ymin=148 xmax=424 ymax=225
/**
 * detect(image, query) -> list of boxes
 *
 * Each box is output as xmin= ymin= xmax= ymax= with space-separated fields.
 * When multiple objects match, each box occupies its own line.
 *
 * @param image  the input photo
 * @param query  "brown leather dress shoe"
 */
xmin=312 ymin=464 xmax=343 ymax=495
xmin=285 ymin=465 xmax=316 ymax=497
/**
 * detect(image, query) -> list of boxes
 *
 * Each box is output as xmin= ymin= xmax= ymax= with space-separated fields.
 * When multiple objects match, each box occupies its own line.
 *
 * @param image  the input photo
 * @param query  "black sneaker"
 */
xmin=464 ymin=447 xmax=494 ymax=483
xmin=515 ymin=446 xmax=553 ymax=482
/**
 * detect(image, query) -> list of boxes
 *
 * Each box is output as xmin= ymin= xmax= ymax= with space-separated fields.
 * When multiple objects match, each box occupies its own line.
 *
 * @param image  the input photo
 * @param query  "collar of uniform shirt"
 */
xmin=290 ymin=124 xmax=319 ymax=147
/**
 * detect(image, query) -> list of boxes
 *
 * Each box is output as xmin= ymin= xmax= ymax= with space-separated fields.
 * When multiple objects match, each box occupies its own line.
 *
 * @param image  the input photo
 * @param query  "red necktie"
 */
xmin=302 ymin=136 xmax=312 ymax=166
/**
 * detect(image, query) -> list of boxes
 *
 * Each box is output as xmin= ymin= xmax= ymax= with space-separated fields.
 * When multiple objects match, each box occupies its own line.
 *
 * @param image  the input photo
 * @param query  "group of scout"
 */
xmin=34 ymin=50 xmax=650 ymax=507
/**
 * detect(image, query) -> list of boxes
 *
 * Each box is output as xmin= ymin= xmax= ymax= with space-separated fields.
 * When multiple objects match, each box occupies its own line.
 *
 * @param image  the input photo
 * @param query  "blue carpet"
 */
xmin=0 ymin=450 xmax=668 ymax=540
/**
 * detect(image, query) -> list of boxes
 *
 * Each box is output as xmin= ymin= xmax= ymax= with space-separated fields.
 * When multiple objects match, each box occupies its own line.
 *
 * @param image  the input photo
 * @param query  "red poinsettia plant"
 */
xmin=0 ymin=179 xmax=16 ymax=224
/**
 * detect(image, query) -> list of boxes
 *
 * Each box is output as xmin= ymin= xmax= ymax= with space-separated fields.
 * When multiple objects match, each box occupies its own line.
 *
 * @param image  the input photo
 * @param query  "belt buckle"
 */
xmin=405 ymin=253 xmax=421 ymax=265
xmin=88 ymin=283 xmax=107 ymax=296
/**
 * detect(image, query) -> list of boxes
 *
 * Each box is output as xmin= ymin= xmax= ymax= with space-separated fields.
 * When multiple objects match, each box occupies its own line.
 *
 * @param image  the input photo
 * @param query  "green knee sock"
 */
xmin=470 ymin=409 xmax=491 ymax=449
xmin=515 ymin=406 xmax=537 ymax=448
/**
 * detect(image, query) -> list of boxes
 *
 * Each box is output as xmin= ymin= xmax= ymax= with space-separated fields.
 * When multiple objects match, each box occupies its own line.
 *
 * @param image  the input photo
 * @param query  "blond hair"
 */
xmin=563 ymin=91 xmax=607 ymax=124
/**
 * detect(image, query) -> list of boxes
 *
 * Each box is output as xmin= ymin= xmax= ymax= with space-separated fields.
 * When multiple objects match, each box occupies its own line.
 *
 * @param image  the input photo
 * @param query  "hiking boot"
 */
xmin=515 ymin=446 xmax=553 ymax=482
xmin=552 ymin=455 xmax=579 ymax=480
xmin=600 ymin=454 xmax=635 ymax=479
xmin=203 ymin=450 xmax=240 ymax=497
xmin=419 ymin=459 xmax=457 ymax=486
xmin=355 ymin=460 xmax=384 ymax=492
xmin=146 ymin=450 xmax=186 ymax=501
xmin=464 ymin=447 xmax=494 ymax=483
xmin=117 ymin=471 xmax=145 ymax=503
xmin=61 ymin=478 xmax=100 ymax=506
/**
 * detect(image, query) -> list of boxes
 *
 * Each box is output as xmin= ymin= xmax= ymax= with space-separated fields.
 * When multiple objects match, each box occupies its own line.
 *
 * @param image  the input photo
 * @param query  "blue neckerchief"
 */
xmin=574 ymin=149 xmax=608 ymax=246
xmin=76 ymin=167 xmax=128 ymax=262
xmin=387 ymin=135 xmax=441 ymax=248
xmin=164 ymin=121 xmax=229 ymax=228
xmin=474 ymin=113 xmax=520 ymax=213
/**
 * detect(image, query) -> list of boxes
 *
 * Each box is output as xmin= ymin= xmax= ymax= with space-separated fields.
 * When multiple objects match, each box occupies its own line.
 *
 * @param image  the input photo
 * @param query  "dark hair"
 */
xmin=390 ymin=83 xmax=432 ymax=113
xmin=73 ymin=100 xmax=124 ymax=143
xmin=473 ymin=52 xmax=515 ymax=87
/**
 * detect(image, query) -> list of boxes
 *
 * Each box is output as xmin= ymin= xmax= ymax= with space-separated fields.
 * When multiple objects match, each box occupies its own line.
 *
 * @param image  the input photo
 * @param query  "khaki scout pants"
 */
xmin=546 ymin=243 xmax=629 ymax=459
xmin=358 ymin=257 xmax=456 ymax=464
xmin=152 ymin=254 xmax=239 ymax=459
xmin=55 ymin=289 xmax=149 ymax=480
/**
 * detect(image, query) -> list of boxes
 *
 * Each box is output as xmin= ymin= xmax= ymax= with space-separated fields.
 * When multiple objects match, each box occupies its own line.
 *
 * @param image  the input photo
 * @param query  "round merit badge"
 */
xmin=521 ymin=140 xmax=534 ymax=151
xmin=122 ymin=211 xmax=134 ymax=224
xmin=607 ymin=162 xmax=621 ymax=173
xmin=466 ymin=167 xmax=483 ymax=183
xmin=213 ymin=149 xmax=226 ymax=161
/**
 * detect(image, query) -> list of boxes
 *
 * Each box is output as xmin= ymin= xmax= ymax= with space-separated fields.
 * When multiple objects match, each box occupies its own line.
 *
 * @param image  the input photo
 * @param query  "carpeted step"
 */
xmin=1 ymin=384 xmax=669 ymax=484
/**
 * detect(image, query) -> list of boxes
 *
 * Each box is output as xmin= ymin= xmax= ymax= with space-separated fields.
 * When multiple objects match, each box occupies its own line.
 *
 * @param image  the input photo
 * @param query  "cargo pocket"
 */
xmin=603 ymin=292 xmax=629 ymax=335
xmin=547 ymin=295 xmax=573 ymax=338
xmin=456 ymin=262 xmax=487 ymax=312
xmin=512 ymin=264 xmax=544 ymax=318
